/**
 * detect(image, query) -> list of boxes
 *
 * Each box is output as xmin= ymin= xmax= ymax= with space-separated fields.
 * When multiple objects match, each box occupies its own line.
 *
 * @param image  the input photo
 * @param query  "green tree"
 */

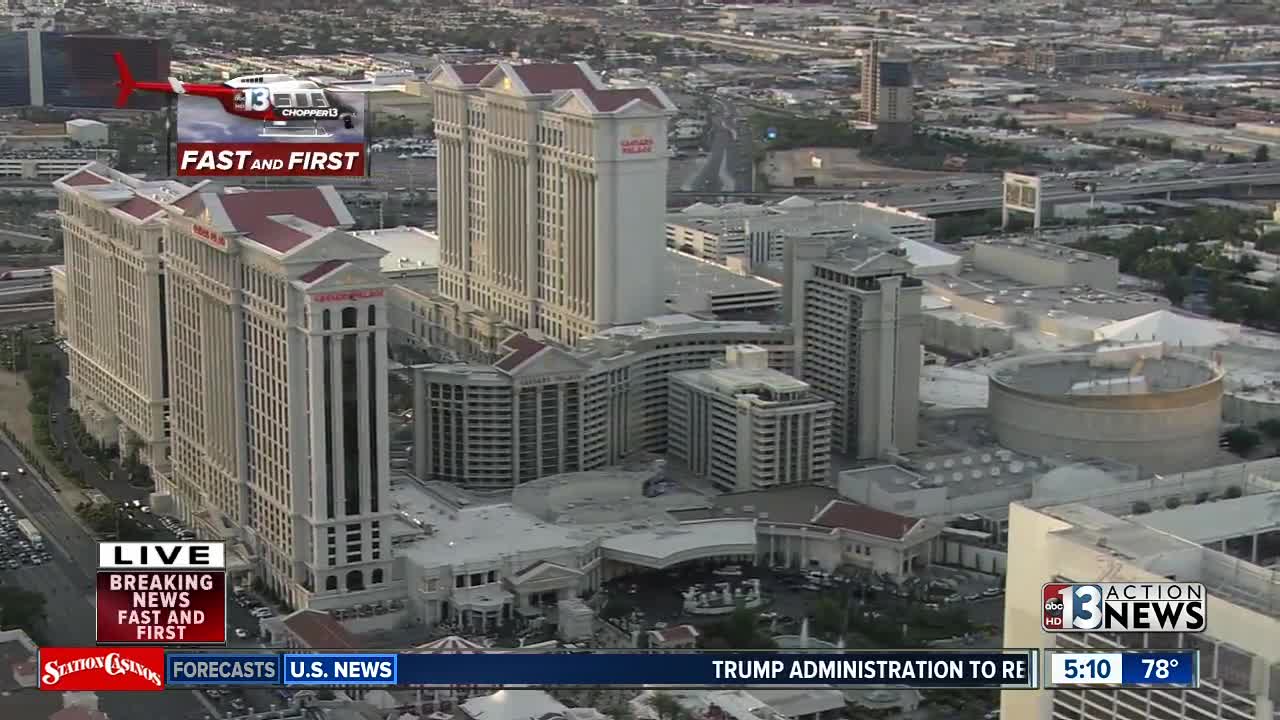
xmin=1132 ymin=501 xmax=1151 ymax=514
xmin=1255 ymin=145 xmax=1270 ymax=162
xmin=1162 ymin=276 xmax=1189 ymax=306
xmin=1258 ymin=418 xmax=1280 ymax=445
xmin=699 ymin=606 xmax=777 ymax=649
xmin=645 ymin=693 xmax=691 ymax=720
xmin=0 ymin=586 xmax=46 ymax=641
xmin=1224 ymin=427 xmax=1261 ymax=456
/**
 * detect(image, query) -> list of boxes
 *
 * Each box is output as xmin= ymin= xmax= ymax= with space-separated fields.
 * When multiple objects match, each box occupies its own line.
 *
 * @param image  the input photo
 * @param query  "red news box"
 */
xmin=96 ymin=542 xmax=227 ymax=645
xmin=38 ymin=647 xmax=167 ymax=692
xmin=176 ymin=142 xmax=366 ymax=177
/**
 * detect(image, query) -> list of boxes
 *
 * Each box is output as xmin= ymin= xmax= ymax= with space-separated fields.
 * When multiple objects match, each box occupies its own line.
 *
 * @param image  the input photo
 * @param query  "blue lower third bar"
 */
xmin=283 ymin=654 xmax=399 ymax=685
xmin=167 ymin=653 xmax=282 ymax=686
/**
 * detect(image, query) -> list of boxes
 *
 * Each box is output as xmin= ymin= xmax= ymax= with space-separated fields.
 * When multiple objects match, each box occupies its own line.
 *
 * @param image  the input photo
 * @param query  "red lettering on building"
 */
xmin=192 ymin=223 xmax=226 ymax=247
xmin=621 ymin=138 xmax=654 ymax=155
xmin=313 ymin=289 xmax=384 ymax=303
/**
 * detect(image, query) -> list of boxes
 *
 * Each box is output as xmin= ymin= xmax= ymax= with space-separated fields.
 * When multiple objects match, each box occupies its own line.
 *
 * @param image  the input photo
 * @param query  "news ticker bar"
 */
xmin=165 ymin=650 xmax=1037 ymax=688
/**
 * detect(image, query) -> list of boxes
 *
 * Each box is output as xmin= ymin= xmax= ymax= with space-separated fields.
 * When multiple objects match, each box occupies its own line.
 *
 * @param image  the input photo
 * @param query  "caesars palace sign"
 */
xmin=620 ymin=125 xmax=654 ymax=155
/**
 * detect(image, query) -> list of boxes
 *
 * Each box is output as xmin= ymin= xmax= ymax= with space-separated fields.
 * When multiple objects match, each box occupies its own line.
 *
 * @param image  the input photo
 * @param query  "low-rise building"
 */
xmin=666 ymin=197 xmax=935 ymax=267
xmin=65 ymin=119 xmax=108 ymax=146
xmin=412 ymin=316 xmax=795 ymax=489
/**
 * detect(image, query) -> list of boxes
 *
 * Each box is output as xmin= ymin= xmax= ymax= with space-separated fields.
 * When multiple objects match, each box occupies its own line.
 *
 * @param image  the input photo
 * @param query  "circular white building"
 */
xmin=987 ymin=349 xmax=1223 ymax=474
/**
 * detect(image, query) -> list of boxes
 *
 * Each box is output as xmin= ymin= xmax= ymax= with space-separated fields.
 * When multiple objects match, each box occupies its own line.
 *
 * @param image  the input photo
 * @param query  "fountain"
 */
xmin=774 ymin=615 xmax=837 ymax=650
xmin=683 ymin=579 xmax=767 ymax=616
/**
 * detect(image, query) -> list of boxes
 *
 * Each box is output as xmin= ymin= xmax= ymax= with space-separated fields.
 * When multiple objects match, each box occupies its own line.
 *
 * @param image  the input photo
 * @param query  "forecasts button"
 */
xmin=167 ymin=653 xmax=282 ymax=685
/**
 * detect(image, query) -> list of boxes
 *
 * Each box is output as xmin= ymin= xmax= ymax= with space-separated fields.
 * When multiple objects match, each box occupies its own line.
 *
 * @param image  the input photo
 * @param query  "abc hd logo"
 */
xmin=1042 ymin=582 xmax=1207 ymax=633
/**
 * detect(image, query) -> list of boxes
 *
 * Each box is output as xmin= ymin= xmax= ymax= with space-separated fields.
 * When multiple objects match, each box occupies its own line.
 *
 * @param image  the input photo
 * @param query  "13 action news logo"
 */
xmin=38 ymin=647 xmax=166 ymax=691
xmin=233 ymin=87 xmax=340 ymax=119
xmin=1043 ymin=582 xmax=1206 ymax=633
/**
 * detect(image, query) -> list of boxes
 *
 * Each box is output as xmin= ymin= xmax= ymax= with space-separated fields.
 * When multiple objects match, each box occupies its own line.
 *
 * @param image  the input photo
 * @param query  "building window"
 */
xmin=456 ymin=575 xmax=465 ymax=588
xmin=325 ymin=576 xmax=337 ymax=591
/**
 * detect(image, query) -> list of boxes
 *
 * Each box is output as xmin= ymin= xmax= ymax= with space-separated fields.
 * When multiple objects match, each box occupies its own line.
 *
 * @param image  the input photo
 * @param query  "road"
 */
xmin=0 ymin=443 xmax=210 ymax=720
xmin=49 ymin=362 xmax=150 ymax=504
xmin=683 ymin=97 xmax=755 ymax=194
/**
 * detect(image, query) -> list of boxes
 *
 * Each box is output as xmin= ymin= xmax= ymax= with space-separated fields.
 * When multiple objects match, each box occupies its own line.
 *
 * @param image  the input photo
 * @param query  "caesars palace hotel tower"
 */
xmin=160 ymin=185 xmax=397 ymax=609
xmin=429 ymin=61 xmax=677 ymax=346
xmin=53 ymin=162 xmax=399 ymax=611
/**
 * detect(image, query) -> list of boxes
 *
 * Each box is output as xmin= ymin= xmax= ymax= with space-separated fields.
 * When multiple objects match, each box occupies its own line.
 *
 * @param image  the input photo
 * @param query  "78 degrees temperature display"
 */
xmin=1046 ymin=650 xmax=1198 ymax=689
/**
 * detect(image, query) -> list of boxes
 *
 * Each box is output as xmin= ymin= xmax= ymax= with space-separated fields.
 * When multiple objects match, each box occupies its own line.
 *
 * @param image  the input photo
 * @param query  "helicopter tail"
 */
xmin=112 ymin=52 xmax=136 ymax=109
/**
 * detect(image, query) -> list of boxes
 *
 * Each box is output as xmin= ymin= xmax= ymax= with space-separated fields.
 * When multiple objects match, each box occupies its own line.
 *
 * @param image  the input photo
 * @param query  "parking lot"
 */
xmin=0 ymin=493 xmax=52 ymax=570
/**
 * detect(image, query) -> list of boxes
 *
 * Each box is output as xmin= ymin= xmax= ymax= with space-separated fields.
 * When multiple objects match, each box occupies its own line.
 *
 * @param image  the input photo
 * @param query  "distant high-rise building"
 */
xmin=428 ymin=61 xmax=677 ymax=347
xmin=873 ymin=46 xmax=914 ymax=145
xmin=859 ymin=38 xmax=880 ymax=123
xmin=0 ymin=31 xmax=170 ymax=108
xmin=786 ymin=236 xmax=922 ymax=459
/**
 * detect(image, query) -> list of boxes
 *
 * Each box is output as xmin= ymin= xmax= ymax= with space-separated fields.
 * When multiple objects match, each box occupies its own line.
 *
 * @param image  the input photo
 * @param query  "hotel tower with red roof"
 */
xmin=53 ymin=164 xmax=399 ymax=609
xmin=428 ymin=61 xmax=678 ymax=347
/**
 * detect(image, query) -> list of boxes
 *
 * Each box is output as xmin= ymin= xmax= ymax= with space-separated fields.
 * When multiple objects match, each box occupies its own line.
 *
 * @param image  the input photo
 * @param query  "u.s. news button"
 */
xmin=282 ymin=654 xmax=398 ymax=685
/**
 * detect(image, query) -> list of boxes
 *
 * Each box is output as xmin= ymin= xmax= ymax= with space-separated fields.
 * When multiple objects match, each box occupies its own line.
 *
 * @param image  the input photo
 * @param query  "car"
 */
xmin=982 ymin=587 xmax=1002 ymax=597
xmin=234 ymin=628 xmax=249 ymax=639
xmin=16 ymin=468 xmax=24 ymax=475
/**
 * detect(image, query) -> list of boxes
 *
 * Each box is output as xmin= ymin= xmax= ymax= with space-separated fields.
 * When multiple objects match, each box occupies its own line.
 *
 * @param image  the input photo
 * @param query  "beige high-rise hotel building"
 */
xmin=428 ymin=61 xmax=677 ymax=347
xmin=56 ymin=164 xmax=399 ymax=609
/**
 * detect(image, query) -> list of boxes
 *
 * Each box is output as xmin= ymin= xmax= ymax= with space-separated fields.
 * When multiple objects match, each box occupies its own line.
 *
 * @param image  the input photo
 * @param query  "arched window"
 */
xmin=342 ymin=307 xmax=358 ymax=329
xmin=346 ymin=569 xmax=364 ymax=591
xmin=322 ymin=309 xmax=331 ymax=330
xmin=325 ymin=576 xmax=338 ymax=591
xmin=367 ymin=305 xmax=377 ymax=327
xmin=371 ymin=568 xmax=384 ymax=585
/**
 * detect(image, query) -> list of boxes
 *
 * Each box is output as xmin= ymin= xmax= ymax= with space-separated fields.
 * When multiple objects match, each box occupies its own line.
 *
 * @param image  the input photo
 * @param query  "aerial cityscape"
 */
xmin=0 ymin=0 xmax=1279 ymax=718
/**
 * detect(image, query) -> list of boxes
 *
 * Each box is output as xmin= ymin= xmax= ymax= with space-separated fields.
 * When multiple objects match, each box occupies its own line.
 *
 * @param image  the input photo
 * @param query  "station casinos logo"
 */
xmin=38 ymin=647 xmax=166 ymax=691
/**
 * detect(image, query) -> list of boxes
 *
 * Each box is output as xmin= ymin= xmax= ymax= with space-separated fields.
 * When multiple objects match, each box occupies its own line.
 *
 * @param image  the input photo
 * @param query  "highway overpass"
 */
xmin=6 ymin=169 xmax=1280 ymax=217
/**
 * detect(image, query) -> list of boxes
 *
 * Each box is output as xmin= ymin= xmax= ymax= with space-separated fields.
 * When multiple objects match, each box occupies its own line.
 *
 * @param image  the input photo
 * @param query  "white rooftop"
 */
xmin=1096 ymin=309 xmax=1238 ymax=348
xmin=920 ymin=364 xmax=991 ymax=409
xmin=351 ymin=226 xmax=439 ymax=273
xmin=389 ymin=481 xmax=585 ymax=568
xmin=599 ymin=519 xmax=758 ymax=568
xmin=899 ymin=238 xmax=961 ymax=274
xmin=676 ymin=366 xmax=811 ymax=396
xmin=461 ymin=689 xmax=567 ymax=720
xmin=1136 ymin=492 xmax=1280 ymax=544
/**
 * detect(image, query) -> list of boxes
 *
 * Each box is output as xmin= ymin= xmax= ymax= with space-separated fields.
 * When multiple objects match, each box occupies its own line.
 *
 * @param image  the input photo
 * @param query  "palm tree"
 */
xmin=645 ymin=692 xmax=691 ymax=720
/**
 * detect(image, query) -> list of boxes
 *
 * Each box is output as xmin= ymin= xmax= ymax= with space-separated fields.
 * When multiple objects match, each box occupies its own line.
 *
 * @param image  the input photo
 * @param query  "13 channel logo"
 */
xmin=233 ymin=87 xmax=272 ymax=113
xmin=1043 ymin=582 xmax=1207 ymax=633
